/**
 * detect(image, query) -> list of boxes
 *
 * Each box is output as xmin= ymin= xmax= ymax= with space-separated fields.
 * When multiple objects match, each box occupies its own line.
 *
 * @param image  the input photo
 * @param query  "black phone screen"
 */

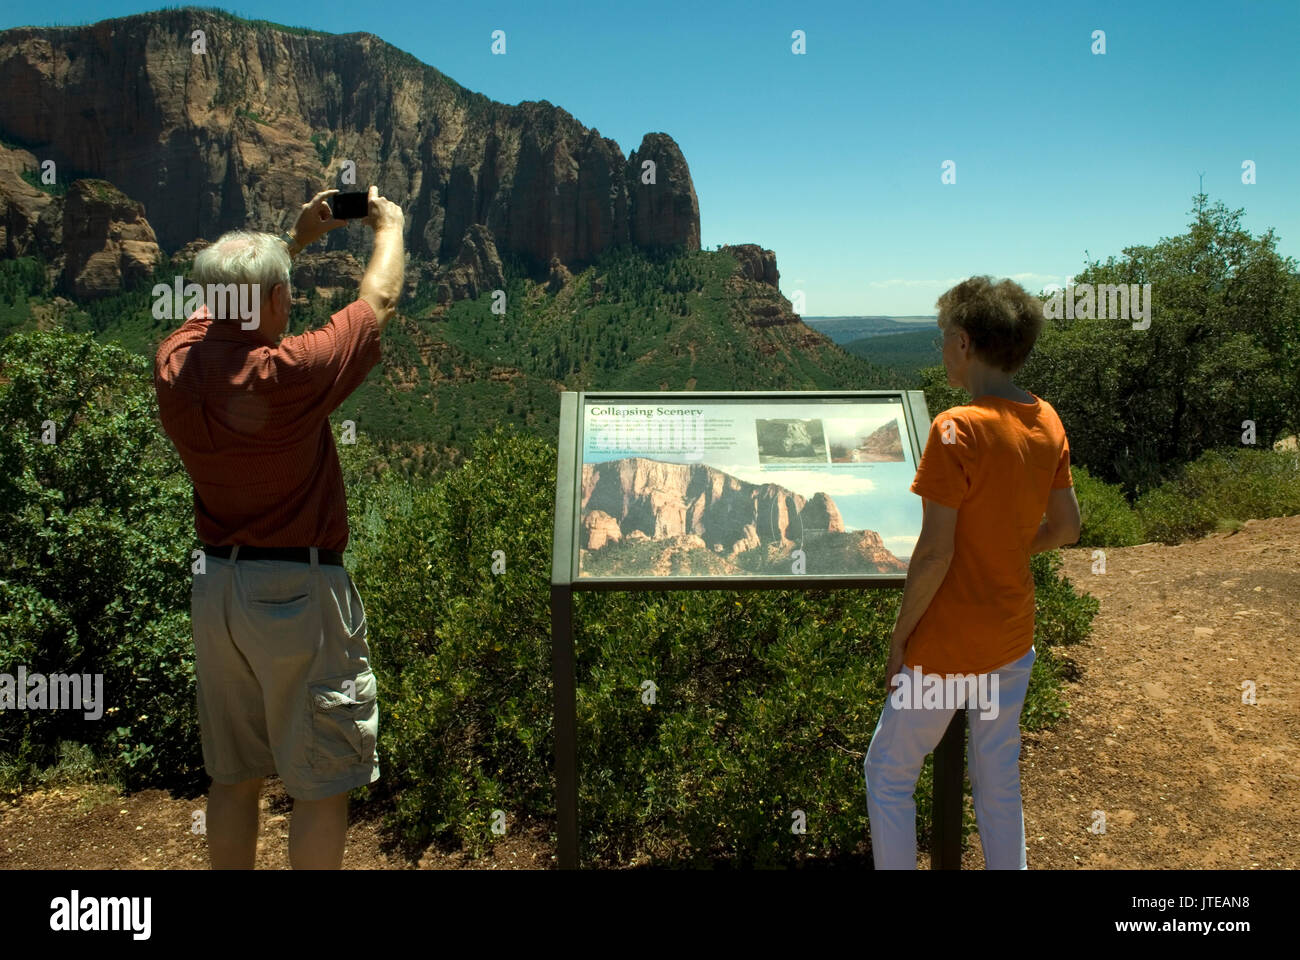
xmin=329 ymin=192 xmax=370 ymax=219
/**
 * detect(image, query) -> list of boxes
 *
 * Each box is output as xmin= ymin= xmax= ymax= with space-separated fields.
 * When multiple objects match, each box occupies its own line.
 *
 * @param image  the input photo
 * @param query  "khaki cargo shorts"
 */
xmin=190 ymin=546 xmax=380 ymax=800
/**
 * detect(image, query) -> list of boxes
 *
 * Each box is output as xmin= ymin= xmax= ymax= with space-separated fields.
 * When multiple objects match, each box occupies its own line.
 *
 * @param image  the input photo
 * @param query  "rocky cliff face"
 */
xmin=0 ymin=144 xmax=162 ymax=297
xmin=582 ymin=457 xmax=861 ymax=554
xmin=0 ymin=8 xmax=699 ymax=292
xmin=581 ymin=456 xmax=811 ymax=557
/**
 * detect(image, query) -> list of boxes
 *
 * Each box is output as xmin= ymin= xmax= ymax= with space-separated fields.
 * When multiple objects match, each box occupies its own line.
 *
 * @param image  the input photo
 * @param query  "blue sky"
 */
xmin=7 ymin=0 xmax=1298 ymax=314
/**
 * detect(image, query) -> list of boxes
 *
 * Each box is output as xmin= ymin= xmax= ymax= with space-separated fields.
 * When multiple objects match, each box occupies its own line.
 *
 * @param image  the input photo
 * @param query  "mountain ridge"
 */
xmin=0 ymin=6 xmax=699 ymax=292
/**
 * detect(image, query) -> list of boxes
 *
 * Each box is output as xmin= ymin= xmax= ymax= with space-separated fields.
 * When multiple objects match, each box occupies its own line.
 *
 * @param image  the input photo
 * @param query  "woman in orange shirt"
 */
xmin=864 ymin=276 xmax=1082 ymax=869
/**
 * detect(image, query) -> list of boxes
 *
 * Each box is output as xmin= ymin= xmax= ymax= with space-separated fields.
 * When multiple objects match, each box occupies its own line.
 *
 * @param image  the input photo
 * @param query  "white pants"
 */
xmin=864 ymin=645 xmax=1036 ymax=869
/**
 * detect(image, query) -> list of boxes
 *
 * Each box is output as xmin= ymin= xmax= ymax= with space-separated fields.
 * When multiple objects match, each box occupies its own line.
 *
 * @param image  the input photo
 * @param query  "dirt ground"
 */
xmin=965 ymin=513 xmax=1300 ymax=869
xmin=2 ymin=515 xmax=1296 ymax=870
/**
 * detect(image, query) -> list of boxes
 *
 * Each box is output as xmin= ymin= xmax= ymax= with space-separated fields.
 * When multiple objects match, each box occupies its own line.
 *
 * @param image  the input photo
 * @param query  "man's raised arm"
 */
xmin=358 ymin=184 xmax=405 ymax=333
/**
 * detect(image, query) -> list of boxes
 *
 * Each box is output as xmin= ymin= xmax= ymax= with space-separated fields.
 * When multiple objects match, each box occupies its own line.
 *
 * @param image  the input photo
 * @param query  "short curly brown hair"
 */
xmin=936 ymin=276 xmax=1043 ymax=373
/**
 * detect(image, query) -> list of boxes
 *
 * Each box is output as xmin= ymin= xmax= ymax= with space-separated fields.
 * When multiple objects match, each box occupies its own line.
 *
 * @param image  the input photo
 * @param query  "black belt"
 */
xmin=203 ymin=544 xmax=345 ymax=566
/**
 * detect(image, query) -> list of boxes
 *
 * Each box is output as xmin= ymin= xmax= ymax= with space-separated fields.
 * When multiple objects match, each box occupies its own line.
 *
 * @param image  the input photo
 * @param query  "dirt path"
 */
xmin=0 ymin=779 xmax=554 ymax=869
xmin=3 ymin=515 xmax=1296 ymax=869
xmin=962 ymin=514 xmax=1300 ymax=868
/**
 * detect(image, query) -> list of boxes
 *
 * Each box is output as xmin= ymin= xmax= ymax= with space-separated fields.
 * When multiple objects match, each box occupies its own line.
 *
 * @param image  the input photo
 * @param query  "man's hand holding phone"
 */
xmin=360 ymin=185 xmax=403 ymax=233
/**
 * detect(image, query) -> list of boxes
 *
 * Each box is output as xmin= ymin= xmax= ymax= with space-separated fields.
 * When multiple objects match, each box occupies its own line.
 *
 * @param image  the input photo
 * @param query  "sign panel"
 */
xmin=571 ymin=392 xmax=926 ymax=583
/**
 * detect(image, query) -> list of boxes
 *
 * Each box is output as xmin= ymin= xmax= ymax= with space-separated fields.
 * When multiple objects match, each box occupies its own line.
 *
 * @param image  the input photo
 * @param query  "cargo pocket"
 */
xmin=308 ymin=669 xmax=378 ymax=773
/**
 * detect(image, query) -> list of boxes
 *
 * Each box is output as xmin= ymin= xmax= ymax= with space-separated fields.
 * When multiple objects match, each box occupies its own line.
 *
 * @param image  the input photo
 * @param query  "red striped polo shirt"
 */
xmin=154 ymin=298 xmax=382 ymax=553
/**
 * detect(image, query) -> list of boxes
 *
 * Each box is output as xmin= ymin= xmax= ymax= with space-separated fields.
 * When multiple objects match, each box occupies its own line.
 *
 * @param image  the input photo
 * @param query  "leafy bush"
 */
xmin=355 ymin=429 xmax=557 ymax=853
xmin=1072 ymin=464 xmax=1145 ymax=547
xmin=309 ymin=132 xmax=338 ymax=168
xmin=0 ymin=331 xmax=203 ymax=791
xmin=360 ymin=429 xmax=1098 ymax=865
xmin=1136 ymin=446 xmax=1300 ymax=543
xmin=0 ymin=332 xmax=1101 ymax=863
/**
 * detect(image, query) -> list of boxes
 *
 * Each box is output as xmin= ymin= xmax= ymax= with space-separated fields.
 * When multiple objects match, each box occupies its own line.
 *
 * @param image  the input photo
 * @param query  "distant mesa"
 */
xmin=578 ymin=457 xmax=906 ymax=577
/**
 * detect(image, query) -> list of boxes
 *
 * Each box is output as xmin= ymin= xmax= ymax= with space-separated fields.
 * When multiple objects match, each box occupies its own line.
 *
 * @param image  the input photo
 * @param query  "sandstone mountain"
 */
xmin=579 ymin=456 xmax=906 ymax=577
xmin=0 ymin=8 xmax=699 ymax=297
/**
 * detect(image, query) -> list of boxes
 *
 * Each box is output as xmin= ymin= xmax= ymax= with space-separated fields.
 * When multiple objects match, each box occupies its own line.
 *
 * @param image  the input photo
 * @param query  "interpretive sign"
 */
xmin=549 ymin=390 xmax=967 ymax=873
xmin=563 ymin=391 xmax=928 ymax=586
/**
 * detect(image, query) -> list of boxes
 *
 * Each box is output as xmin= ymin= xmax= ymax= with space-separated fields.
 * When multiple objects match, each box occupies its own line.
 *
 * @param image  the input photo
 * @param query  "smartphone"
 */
xmin=329 ymin=191 xmax=370 ymax=220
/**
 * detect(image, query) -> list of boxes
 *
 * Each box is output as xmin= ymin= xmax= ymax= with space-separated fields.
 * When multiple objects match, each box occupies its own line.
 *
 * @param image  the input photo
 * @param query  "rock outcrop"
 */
xmin=545 ymin=256 xmax=573 ymax=294
xmin=0 ymin=150 xmax=163 ymax=298
xmin=756 ymin=418 xmax=823 ymax=458
xmin=0 ymin=141 xmax=58 ymax=261
xmin=799 ymin=492 xmax=844 ymax=533
xmin=721 ymin=244 xmax=779 ymax=288
xmin=61 ymin=179 xmax=163 ymax=299
xmin=0 ymin=9 xmax=701 ymax=293
xmin=857 ymin=420 xmax=903 ymax=461
xmin=435 ymin=224 xmax=504 ymax=304
xmin=288 ymin=250 xmax=365 ymax=297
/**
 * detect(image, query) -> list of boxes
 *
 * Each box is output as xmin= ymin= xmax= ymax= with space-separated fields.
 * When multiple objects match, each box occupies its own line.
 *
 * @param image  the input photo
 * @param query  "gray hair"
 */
xmin=190 ymin=230 xmax=291 ymax=319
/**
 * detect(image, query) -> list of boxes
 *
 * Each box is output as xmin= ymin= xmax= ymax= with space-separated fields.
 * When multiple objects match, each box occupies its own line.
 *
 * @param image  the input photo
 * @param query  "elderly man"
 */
xmin=154 ymin=186 xmax=404 ymax=869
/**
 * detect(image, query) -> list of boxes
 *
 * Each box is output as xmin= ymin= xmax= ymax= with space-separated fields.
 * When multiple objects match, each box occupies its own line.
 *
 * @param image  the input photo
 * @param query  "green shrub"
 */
xmin=309 ymin=132 xmax=338 ymax=168
xmin=1137 ymin=447 xmax=1300 ymax=543
xmin=1072 ymin=464 xmax=1145 ymax=547
xmin=1030 ymin=550 xmax=1099 ymax=651
xmin=360 ymin=429 xmax=1098 ymax=865
xmin=0 ymin=739 xmax=117 ymax=801
xmin=0 ymin=331 xmax=203 ymax=791
xmin=356 ymin=428 xmax=557 ymax=854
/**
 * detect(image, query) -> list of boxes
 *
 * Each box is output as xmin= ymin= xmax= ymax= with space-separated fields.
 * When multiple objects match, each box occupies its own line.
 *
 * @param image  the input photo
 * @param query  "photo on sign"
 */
xmin=755 ymin=419 xmax=829 ymax=464
xmin=825 ymin=417 xmax=906 ymax=463
xmin=578 ymin=397 xmax=923 ymax=580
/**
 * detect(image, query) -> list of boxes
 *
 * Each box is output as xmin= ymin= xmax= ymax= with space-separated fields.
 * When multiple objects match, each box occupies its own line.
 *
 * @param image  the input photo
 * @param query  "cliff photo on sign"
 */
xmin=578 ymin=396 xmax=923 ymax=579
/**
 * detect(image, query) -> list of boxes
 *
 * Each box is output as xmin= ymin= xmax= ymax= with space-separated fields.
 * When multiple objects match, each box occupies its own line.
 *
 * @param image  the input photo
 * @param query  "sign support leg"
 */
xmin=931 ymin=710 xmax=965 ymax=870
xmin=551 ymin=584 xmax=578 ymax=869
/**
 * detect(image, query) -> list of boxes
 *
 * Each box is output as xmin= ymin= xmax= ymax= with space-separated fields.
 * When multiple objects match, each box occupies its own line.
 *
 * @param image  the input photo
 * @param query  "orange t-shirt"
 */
xmin=904 ymin=393 xmax=1073 ymax=676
